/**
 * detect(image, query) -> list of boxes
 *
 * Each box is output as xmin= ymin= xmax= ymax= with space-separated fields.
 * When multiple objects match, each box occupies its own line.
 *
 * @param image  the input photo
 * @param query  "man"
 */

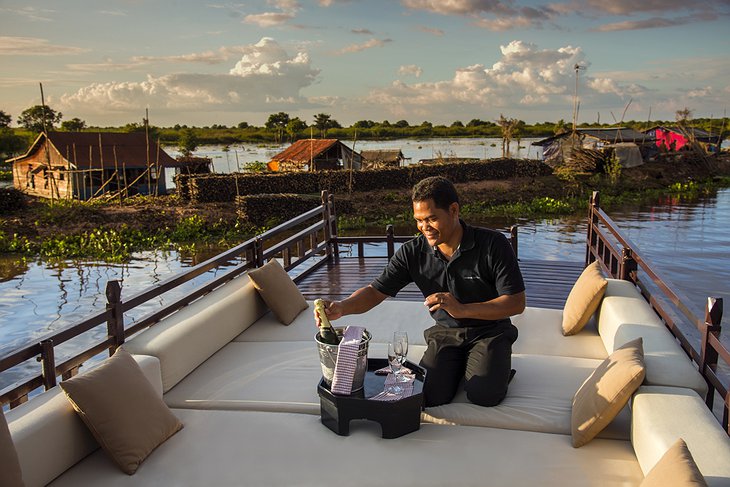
xmin=319 ymin=176 xmax=525 ymax=407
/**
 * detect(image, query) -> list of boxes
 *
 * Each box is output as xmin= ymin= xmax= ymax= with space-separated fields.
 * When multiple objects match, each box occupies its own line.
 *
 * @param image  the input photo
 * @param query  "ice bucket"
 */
xmin=315 ymin=327 xmax=371 ymax=393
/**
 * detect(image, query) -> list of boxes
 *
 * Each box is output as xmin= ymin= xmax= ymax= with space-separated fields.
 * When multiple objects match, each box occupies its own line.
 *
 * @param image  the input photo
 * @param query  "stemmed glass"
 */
xmin=392 ymin=331 xmax=409 ymax=383
xmin=387 ymin=342 xmax=404 ymax=394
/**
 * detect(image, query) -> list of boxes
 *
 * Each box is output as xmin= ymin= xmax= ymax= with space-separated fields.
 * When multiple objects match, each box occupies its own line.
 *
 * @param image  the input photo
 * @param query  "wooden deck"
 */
xmin=297 ymin=257 xmax=584 ymax=309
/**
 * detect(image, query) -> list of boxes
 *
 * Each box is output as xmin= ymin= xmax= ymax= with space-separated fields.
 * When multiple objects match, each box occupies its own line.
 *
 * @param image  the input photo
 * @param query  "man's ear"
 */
xmin=449 ymin=202 xmax=459 ymax=219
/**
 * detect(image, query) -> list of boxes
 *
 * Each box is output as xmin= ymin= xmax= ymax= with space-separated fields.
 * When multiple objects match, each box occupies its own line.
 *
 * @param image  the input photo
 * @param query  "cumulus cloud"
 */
xmin=244 ymin=0 xmax=300 ymax=26
xmin=58 ymin=37 xmax=319 ymax=114
xmin=335 ymin=38 xmax=392 ymax=55
xmin=398 ymin=64 xmax=423 ymax=77
xmin=0 ymin=36 xmax=88 ymax=56
xmin=363 ymin=40 xmax=643 ymax=117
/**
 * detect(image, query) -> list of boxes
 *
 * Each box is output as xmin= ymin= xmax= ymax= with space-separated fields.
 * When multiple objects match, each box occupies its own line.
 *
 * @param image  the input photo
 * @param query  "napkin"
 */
xmin=330 ymin=325 xmax=365 ymax=395
xmin=370 ymin=372 xmax=416 ymax=401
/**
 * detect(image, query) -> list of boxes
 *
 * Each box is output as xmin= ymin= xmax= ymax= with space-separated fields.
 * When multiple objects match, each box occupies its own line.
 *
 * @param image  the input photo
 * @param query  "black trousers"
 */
xmin=419 ymin=323 xmax=518 ymax=407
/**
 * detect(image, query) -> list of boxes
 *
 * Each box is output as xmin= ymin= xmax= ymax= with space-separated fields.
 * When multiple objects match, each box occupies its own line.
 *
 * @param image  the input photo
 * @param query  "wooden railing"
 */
xmin=586 ymin=191 xmax=728 ymax=433
xmin=0 ymin=191 xmax=338 ymax=408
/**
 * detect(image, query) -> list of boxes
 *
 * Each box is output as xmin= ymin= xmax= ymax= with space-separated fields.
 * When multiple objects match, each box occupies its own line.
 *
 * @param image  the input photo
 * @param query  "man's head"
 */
xmin=411 ymin=177 xmax=461 ymax=248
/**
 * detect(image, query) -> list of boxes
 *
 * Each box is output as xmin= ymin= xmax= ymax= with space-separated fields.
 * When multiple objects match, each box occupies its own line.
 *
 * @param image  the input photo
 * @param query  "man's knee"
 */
xmin=464 ymin=384 xmax=507 ymax=407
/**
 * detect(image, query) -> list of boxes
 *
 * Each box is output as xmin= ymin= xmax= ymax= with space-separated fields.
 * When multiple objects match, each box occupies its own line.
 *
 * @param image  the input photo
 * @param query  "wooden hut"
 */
xmin=8 ymin=132 xmax=178 ymax=200
xmin=174 ymin=156 xmax=213 ymax=175
xmin=642 ymin=126 xmax=716 ymax=152
xmin=532 ymin=128 xmax=653 ymax=168
xmin=268 ymin=139 xmax=361 ymax=172
xmin=360 ymin=149 xmax=406 ymax=169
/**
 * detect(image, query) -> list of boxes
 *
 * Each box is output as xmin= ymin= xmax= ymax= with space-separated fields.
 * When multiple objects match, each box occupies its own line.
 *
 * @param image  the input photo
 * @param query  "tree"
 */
xmin=354 ymin=120 xmax=375 ymax=129
xmin=178 ymin=128 xmax=199 ymax=157
xmin=0 ymin=128 xmax=27 ymax=159
xmin=313 ymin=113 xmax=340 ymax=138
xmin=394 ymin=119 xmax=410 ymax=128
xmin=286 ymin=117 xmax=307 ymax=141
xmin=265 ymin=112 xmax=290 ymax=143
xmin=61 ymin=117 xmax=86 ymax=132
xmin=0 ymin=110 xmax=11 ymax=128
xmin=237 ymin=121 xmax=250 ymax=129
xmin=496 ymin=114 xmax=521 ymax=158
xmin=451 ymin=120 xmax=464 ymax=128
xmin=18 ymin=105 xmax=62 ymax=132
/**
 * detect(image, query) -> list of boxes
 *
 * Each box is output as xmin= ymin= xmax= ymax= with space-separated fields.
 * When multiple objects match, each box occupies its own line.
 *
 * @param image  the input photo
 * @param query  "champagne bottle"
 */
xmin=314 ymin=299 xmax=340 ymax=345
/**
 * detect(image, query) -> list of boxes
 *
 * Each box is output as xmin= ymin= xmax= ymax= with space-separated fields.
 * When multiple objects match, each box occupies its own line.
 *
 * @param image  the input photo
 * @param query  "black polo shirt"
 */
xmin=371 ymin=220 xmax=525 ymax=329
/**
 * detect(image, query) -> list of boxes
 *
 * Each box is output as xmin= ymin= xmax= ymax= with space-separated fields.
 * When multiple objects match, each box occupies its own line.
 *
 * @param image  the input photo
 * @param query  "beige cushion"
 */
xmin=632 ymin=386 xmax=730 ymax=486
xmin=1 ymin=411 xmax=24 ymax=487
xmin=640 ymin=438 xmax=707 ymax=487
xmin=60 ymin=349 xmax=183 ymax=475
xmin=50 ymin=409 xmax=644 ymax=487
xmin=512 ymin=307 xmax=608 ymax=359
xmin=6 ymin=354 xmax=161 ymax=487
xmin=248 ymin=259 xmax=308 ymax=325
xmin=423 ymin=353 xmax=630 ymax=439
xmin=124 ymin=274 xmax=267 ymax=392
xmin=571 ymin=337 xmax=645 ymax=447
xmin=562 ymin=261 xmax=607 ymax=335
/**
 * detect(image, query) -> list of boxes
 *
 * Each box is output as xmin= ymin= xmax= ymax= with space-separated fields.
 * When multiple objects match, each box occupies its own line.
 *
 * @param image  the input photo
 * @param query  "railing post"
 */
xmin=386 ymin=224 xmax=395 ymax=258
xmin=40 ymin=339 xmax=56 ymax=390
xmin=321 ymin=190 xmax=333 ymax=261
xmin=106 ymin=280 xmax=125 ymax=355
xmin=328 ymin=192 xmax=339 ymax=263
xmin=253 ymin=237 xmax=264 ymax=268
xmin=700 ymin=297 xmax=723 ymax=410
xmin=620 ymin=247 xmax=637 ymax=282
xmin=510 ymin=225 xmax=519 ymax=260
xmin=585 ymin=191 xmax=600 ymax=266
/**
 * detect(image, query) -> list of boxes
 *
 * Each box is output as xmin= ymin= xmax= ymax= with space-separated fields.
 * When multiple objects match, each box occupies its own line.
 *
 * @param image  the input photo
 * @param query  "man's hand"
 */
xmin=314 ymin=300 xmax=344 ymax=327
xmin=425 ymin=292 xmax=463 ymax=317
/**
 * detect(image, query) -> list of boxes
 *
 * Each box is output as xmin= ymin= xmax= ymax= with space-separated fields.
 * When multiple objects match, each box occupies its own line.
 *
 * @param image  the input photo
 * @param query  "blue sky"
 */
xmin=1 ymin=0 xmax=728 ymax=127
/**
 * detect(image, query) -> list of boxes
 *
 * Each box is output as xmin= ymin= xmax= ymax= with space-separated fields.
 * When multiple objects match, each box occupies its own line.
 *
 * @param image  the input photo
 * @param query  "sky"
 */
xmin=1 ymin=0 xmax=729 ymax=128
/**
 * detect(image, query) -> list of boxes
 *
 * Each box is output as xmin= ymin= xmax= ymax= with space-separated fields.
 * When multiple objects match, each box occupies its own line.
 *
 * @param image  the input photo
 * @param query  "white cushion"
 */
xmin=50 ymin=409 xmax=643 ymax=487
xmin=631 ymin=386 xmax=730 ymax=486
xmin=123 ymin=275 xmax=267 ymax=392
xmin=236 ymin=299 xmax=435 ymax=345
xmin=422 ymin=353 xmax=630 ymax=439
xmin=163 ymin=340 xmax=425 ymax=413
xmin=6 ymin=354 xmax=161 ymax=487
xmin=597 ymin=280 xmax=707 ymax=397
xmin=512 ymin=307 xmax=607 ymax=359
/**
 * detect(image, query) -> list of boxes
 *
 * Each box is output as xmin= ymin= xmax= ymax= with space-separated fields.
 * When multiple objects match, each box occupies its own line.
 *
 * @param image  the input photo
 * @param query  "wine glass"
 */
xmin=387 ymin=342 xmax=404 ymax=394
xmin=393 ymin=331 xmax=409 ymax=383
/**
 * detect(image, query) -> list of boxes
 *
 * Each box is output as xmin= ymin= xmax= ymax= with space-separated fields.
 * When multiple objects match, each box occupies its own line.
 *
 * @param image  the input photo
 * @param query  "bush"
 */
xmin=0 ymin=188 xmax=26 ymax=212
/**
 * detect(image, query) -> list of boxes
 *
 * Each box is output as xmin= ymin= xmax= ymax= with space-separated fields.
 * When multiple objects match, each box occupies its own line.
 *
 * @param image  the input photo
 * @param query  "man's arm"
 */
xmin=425 ymin=291 xmax=525 ymax=321
xmin=319 ymin=285 xmax=389 ymax=323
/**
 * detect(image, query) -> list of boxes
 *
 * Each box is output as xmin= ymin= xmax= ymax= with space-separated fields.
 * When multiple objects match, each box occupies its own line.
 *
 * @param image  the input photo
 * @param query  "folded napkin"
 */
xmin=370 ymin=372 xmax=416 ymax=401
xmin=331 ymin=326 xmax=365 ymax=395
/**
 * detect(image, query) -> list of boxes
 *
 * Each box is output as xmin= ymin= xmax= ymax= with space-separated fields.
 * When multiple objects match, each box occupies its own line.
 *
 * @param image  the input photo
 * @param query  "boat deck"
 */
xmin=298 ymin=257 xmax=584 ymax=309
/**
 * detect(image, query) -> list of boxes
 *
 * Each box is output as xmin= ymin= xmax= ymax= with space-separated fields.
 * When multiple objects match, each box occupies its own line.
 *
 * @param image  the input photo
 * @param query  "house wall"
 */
xmin=12 ymin=149 xmax=72 ymax=199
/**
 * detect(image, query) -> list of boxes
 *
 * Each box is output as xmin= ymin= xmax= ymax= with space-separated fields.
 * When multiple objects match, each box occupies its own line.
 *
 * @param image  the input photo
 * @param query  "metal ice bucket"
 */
xmin=315 ymin=327 xmax=371 ymax=393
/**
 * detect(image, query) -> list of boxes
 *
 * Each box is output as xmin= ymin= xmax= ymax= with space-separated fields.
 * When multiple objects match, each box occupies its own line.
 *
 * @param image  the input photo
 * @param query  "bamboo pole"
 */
xmin=122 ymin=160 xmax=128 ymax=198
xmin=72 ymin=143 xmax=79 ymax=200
xmin=39 ymin=82 xmax=58 ymax=201
xmin=154 ymin=138 xmax=161 ymax=196
xmin=145 ymin=109 xmax=151 ymax=195
xmin=89 ymin=145 xmax=94 ymax=199
xmin=113 ymin=145 xmax=122 ymax=205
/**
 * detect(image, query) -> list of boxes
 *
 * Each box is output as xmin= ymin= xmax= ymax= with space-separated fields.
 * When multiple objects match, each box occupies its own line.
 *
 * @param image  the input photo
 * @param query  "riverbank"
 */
xmin=1 ymin=155 xmax=729 ymax=261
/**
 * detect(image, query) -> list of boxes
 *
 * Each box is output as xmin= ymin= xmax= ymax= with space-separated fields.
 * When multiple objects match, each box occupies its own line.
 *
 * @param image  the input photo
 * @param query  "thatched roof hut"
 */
xmin=360 ymin=149 xmax=406 ymax=169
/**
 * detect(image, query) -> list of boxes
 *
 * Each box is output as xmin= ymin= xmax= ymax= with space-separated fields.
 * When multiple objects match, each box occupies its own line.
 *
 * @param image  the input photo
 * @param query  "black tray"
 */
xmin=317 ymin=358 xmax=426 ymax=439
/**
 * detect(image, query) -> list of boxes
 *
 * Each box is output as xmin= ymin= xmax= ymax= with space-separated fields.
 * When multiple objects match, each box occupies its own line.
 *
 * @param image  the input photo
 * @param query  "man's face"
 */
xmin=413 ymin=198 xmax=459 ymax=247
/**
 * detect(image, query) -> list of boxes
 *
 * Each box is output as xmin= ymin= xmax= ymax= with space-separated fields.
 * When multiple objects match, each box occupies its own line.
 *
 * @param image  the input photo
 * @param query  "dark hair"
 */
xmin=411 ymin=176 xmax=459 ymax=210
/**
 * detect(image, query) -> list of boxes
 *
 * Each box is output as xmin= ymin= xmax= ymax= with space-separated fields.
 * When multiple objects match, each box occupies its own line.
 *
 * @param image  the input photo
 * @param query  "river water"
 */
xmin=1 ymin=138 xmax=729 ymax=392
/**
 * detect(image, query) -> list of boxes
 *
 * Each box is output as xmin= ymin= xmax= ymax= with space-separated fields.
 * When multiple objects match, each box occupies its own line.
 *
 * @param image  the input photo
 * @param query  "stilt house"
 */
xmin=532 ymin=128 xmax=653 ymax=168
xmin=268 ymin=139 xmax=361 ymax=172
xmin=8 ymin=132 xmax=178 ymax=200
xmin=642 ymin=126 xmax=717 ymax=152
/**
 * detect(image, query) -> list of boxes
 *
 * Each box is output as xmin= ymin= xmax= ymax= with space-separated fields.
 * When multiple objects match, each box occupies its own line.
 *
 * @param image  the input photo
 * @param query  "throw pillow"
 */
xmin=60 ymin=348 xmax=183 ymax=474
xmin=248 ymin=258 xmax=308 ymax=325
xmin=640 ymin=438 xmax=707 ymax=486
xmin=571 ymin=337 xmax=645 ymax=447
xmin=0 ymin=410 xmax=24 ymax=487
xmin=562 ymin=260 xmax=608 ymax=335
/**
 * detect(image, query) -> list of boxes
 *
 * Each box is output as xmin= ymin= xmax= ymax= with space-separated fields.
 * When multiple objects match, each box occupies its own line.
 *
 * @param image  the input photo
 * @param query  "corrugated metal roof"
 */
xmin=271 ymin=139 xmax=339 ymax=163
xmin=9 ymin=132 xmax=178 ymax=168
xmin=532 ymin=128 xmax=653 ymax=146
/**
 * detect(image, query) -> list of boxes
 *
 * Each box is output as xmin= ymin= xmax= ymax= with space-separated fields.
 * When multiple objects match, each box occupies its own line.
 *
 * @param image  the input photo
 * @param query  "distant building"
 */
xmin=174 ymin=156 xmax=213 ymax=175
xmin=360 ymin=149 xmax=407 ymax=169
xmin=643 ymin=126 xmax=716 ymax=152
xmin=8 ymin=132 xmax=179 ymax=200
xmin=532 ymin=128 xmax=653 ymax=168
xmin=268 ymin=139 xmax=361 ymax=172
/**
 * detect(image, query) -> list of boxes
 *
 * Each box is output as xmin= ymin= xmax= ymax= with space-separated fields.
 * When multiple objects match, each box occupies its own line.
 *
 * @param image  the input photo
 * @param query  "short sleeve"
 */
xmin=488 ymin=232 xmax=525 ymax=296
xmin=371 ymin=244 xmax=414 ymax=297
